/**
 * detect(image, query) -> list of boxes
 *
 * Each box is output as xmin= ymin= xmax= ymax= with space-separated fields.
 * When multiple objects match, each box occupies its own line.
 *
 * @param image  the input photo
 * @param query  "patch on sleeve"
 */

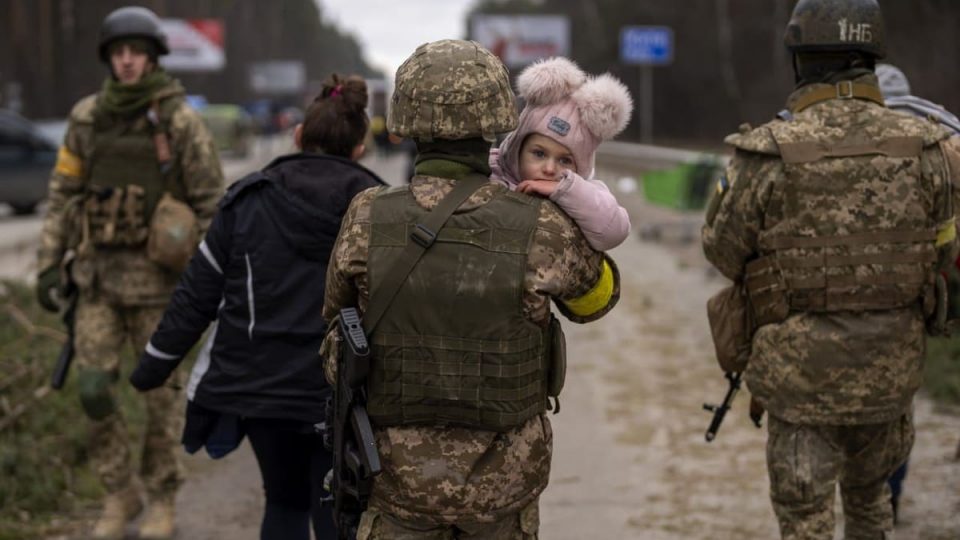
xmin=705 ymin=174 xmax=729 ymax=226
xmin=54 ymin=146 xmax=83 ymax=178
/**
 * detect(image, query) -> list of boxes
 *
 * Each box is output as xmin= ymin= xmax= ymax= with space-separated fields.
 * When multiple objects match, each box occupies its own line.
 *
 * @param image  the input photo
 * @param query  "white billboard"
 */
xmin=159 ymin=19 xmax=226 ymax=72
xmin=470 ymin=15 xmax=570 ymax=68
xmin=249 ymin=61 xmax=307 ymax=95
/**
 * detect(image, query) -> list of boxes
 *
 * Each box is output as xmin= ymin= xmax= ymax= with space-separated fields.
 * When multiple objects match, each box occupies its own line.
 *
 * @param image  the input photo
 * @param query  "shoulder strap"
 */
xmin=362 ymin=173 xmax=489 ymax=335
xmin=791 ymin=81 xmax=885 ymax=113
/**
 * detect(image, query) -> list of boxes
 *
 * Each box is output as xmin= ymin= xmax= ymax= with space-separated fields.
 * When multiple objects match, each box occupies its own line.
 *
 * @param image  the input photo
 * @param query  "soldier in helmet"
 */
xmin=702 ymin=0 xmax=960 ymax=538
xmin=35 ymin=6 xmax=224 ymax=539
xmin=321 ymin=39 xmax=620 ymax=538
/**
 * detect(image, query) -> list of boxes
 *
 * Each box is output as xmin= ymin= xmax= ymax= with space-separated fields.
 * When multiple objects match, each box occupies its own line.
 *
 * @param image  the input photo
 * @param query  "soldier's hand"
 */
xmin=36 ymin=266 xmax=61 ymax=313
xmin=749 ymin=396 xmax=765 ymax=428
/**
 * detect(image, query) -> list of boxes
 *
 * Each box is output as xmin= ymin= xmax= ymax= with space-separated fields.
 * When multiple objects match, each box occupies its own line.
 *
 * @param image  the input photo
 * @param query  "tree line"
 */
xmin=470 ymin=0 xmax=960 ymax=145
xmin=0 ymin=0 xmax=376 ymax=118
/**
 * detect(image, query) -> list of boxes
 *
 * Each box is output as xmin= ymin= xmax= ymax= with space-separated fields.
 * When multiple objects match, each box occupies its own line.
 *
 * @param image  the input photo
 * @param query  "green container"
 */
xmin=642 ymin=160 xmax=720 ymax=210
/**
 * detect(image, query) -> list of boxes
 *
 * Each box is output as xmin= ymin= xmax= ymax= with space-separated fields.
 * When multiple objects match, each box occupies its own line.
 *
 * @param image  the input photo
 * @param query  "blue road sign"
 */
xmin=620 ymin=26 xmax=674 ymax=65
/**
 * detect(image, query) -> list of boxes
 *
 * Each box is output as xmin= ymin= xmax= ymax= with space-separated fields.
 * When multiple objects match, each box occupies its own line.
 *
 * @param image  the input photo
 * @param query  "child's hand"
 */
xmin=517 ymin=179 xmax=558 ymax=198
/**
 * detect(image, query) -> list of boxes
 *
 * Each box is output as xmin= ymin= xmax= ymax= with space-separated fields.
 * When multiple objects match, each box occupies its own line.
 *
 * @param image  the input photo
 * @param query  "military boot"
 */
xmin=91 ymin=485 xmax=143 ymax=540
xmin=138 ymin=495 xmax=176 ymax=540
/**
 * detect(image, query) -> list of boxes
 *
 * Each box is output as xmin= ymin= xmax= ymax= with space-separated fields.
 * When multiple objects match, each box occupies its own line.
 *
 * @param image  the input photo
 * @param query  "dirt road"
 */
xmin=169 ymin=182 xmax=960 ymax=540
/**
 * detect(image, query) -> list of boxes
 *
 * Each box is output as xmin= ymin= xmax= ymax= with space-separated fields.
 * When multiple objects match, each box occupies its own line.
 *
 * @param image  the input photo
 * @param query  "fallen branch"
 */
xmin=4 ymin=302 xmax=66 ymax=342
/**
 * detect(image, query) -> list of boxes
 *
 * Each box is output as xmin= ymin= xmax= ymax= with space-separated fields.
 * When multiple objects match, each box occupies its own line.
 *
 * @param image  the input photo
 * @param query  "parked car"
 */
xmin=0 ymin=109 xmax=59 ymax=215
xmin=199 ymin=104 xmax=255 ymax=158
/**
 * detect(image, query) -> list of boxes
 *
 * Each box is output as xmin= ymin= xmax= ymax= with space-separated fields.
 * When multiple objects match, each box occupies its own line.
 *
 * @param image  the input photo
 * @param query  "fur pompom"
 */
xmin=573 ymin=73 xmax=633 ymax=140
xmin=517 ymin=57 xmax=586 ymax=107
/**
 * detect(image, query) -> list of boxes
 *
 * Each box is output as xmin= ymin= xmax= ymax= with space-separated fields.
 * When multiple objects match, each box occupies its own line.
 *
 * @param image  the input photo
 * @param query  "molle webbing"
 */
xmin=365 ymin=186 xmax=547 ymax=432
xmin=746 ymin=230 xmax=937 ymax=320
xmin=791 ymin=81 xmax=885 ymax=113
xmin=778 ymin=136 xmax=924 ymax=164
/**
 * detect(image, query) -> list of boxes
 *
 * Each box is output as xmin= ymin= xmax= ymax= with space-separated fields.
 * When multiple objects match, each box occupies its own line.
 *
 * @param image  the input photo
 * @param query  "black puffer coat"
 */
xmin=136 ymin=153 xmax=384 ymax=422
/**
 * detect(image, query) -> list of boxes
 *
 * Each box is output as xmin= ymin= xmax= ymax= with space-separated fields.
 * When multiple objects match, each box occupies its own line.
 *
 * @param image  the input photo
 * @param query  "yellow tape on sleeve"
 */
xmin=562 ymin=259 xmax=615 ymax=318
xmin=54 ymin=146 xmax=83 ymax=178
xmin=936 ymin=217 xmax=956 ymax=247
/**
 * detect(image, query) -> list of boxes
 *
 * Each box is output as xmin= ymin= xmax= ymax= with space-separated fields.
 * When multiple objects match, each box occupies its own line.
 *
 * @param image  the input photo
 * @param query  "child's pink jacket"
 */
xmin=489 ymin=147 xmax=631 ymax=252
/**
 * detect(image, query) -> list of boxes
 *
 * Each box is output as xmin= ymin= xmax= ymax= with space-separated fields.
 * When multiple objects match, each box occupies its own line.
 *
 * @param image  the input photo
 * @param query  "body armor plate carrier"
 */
xmin=365 ymin=186 xmax=548 ymax=432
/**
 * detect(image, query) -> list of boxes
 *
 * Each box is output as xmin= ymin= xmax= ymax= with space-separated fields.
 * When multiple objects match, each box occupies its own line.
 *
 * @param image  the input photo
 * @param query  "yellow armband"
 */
xmin=936 ymin=217 xmax=956 ymax=247
xmin=562 ymin=259 xmax=615 ymax=317
xmin=54 ymin=146 xmax=83 ymax=178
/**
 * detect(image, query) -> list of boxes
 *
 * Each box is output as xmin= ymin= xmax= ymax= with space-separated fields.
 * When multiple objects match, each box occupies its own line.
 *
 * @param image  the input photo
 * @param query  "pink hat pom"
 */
xmin=516 ymin=57 xmax=586 ymax=107
xmin=573 ymin=73 xmax=633 ymax=140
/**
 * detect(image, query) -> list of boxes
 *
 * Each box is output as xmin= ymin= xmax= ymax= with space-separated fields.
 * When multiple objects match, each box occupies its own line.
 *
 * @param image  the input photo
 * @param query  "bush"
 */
xmin=925 ymin=336 xmax=960 ymax=406
xmin=0 ymin=281 xmax=145 ymax=537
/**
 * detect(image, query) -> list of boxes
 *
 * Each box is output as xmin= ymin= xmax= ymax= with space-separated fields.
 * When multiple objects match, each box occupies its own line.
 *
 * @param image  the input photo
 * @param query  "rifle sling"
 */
xmin=361 ymin=174 xmax=489 ymax=335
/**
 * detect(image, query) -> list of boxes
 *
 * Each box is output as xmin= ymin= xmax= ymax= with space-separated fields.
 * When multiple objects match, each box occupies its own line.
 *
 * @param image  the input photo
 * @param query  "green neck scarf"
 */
xmin=414 ymin=138 xmax=492 ymax=180
xmin=99 ymin=69 xmax=181 ymax=117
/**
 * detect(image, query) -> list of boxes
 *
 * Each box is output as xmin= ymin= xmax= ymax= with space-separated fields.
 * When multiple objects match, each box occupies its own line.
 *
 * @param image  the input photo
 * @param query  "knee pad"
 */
xmin=77 ymin=369 xmax=118 ymax=420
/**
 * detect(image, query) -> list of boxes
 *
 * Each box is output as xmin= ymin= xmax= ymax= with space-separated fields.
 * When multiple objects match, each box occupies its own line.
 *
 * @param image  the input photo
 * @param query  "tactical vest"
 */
xmin=83 ymin=97 xmax=184 ymax=248
xmin=365 ymin=186 xmax=547 ymax=432
xmin=744 ymin=110 xmax=948 ymax=325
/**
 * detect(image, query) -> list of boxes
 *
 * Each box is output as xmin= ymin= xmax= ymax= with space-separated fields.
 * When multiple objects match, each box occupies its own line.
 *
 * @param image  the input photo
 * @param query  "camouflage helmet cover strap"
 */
xmin=388 ymin=39 xmax=518 ymax=142
xmin=784 ymin=0 xmax=886 ymax=59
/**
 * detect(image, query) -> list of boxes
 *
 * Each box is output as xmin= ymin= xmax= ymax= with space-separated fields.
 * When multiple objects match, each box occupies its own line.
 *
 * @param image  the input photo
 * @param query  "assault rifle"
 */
xmin=50 ymin=273 xmax=78 ymax=390
xmin=702 ymin=371 xmax=763 ymax=442
xmin=326 ymin=307 xmax=381 ymax=539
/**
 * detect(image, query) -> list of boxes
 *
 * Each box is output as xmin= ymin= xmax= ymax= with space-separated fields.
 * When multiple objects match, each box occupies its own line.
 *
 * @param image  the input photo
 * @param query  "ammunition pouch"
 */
xmin=546 ymin=314 xmax=566 ymax=399
xmin=706 ymin=282 xmax=754 ymax=373
xmin=147 ymin=192 xmax=199 ymax=273
xmin=83 ymin=185 xmax=149 ymax=248
xmin=743 ymin=230 xmax=939 ymax=326
xmin=77 ymin=368 xmax=118 ymax=420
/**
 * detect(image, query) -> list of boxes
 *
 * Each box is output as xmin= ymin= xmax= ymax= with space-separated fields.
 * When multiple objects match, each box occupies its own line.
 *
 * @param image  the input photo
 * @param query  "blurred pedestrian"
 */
xmin=34 ymin=6 xmax=224 ymax=539
xmin=875 ymin=61 xmax=960 ymax=524
xmin=129 ymin=74 xmax=384 ymax=540
xmin=702 ymin=1 xmax=960 ymax=538
xmin=321 ymin=39 xmax=620 ymax=539
xmin=489 ymin=57 xmax=633 ymax=252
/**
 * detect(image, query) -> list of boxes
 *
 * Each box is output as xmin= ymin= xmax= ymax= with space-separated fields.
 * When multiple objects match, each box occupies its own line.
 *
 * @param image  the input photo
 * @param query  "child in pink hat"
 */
xmin=490 ymin=57 xmax=633 ymax=251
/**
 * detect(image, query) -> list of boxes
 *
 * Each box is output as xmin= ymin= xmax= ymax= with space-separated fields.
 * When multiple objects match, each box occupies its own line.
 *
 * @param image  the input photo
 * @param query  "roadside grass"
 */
xmin=925 ymin=337 xmax=960 ymax=406
xmin=0 ymin=281 xmax=145 ymax=539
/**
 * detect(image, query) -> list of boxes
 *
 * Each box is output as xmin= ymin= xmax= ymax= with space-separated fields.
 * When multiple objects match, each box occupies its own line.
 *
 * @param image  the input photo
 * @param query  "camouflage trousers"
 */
xmin=766 ymin=414 xmax=914 ymax=540
xmin=357 ymin=499 xmax=540 ymax=540
xmin=74 ymin=296 xmax=186 ymax=499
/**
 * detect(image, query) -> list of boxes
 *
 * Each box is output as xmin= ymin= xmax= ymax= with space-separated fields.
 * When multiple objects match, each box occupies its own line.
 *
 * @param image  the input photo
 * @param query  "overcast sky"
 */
xmin=317 ymin=0 xmax=478 ymax=77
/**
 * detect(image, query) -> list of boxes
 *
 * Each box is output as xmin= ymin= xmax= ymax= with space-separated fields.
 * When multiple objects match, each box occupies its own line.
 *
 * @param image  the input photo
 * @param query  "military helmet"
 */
xmin=98 ymin=6 xmax=170 ymax=62
xmin=387 ymin=39 xmax=517 ymax=142
xmin=784 ymin=0 xmax=886 ymax=59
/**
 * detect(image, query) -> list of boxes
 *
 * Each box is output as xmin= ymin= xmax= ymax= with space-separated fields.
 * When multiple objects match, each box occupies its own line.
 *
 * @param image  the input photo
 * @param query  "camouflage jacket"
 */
xmin=38 ymin=80 xmax=224 ymax=306
xmin=322 ymin=174 xmax=619 ymax=524
xmin=703 ymin=74 xmax=960 ymax=425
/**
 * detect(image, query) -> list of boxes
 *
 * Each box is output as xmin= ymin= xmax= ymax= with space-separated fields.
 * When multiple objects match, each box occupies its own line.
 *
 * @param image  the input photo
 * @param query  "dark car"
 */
xmin=0 ymin=109 xmax=58 ymax=215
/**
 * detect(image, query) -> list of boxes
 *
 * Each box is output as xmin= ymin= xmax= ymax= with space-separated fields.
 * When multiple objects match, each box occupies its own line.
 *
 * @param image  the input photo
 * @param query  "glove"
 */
xmin=129 ymin=352 xmax=175 ymax=391
xmin=36 ymin=266 xmax=61 ymax=313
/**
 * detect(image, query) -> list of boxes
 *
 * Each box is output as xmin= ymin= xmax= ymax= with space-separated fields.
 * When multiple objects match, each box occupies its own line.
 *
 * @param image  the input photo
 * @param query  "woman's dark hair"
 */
xmin=300 ymin=74 xmax=368 ymax=157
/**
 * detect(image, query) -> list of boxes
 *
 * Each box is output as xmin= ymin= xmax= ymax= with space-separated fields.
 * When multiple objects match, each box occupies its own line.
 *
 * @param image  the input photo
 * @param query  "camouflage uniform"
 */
xmin=322 ymin=175 xmax=620 ymax=538
xmin=702 ymin=73 xmax=959 ymax=539
xmin=38 ymin=82 xmax=223 ymax=501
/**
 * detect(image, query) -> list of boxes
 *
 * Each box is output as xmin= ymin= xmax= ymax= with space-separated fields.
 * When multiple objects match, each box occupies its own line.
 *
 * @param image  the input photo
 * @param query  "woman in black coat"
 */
xmin=130 ymin=75 xmax=385 ymax=540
